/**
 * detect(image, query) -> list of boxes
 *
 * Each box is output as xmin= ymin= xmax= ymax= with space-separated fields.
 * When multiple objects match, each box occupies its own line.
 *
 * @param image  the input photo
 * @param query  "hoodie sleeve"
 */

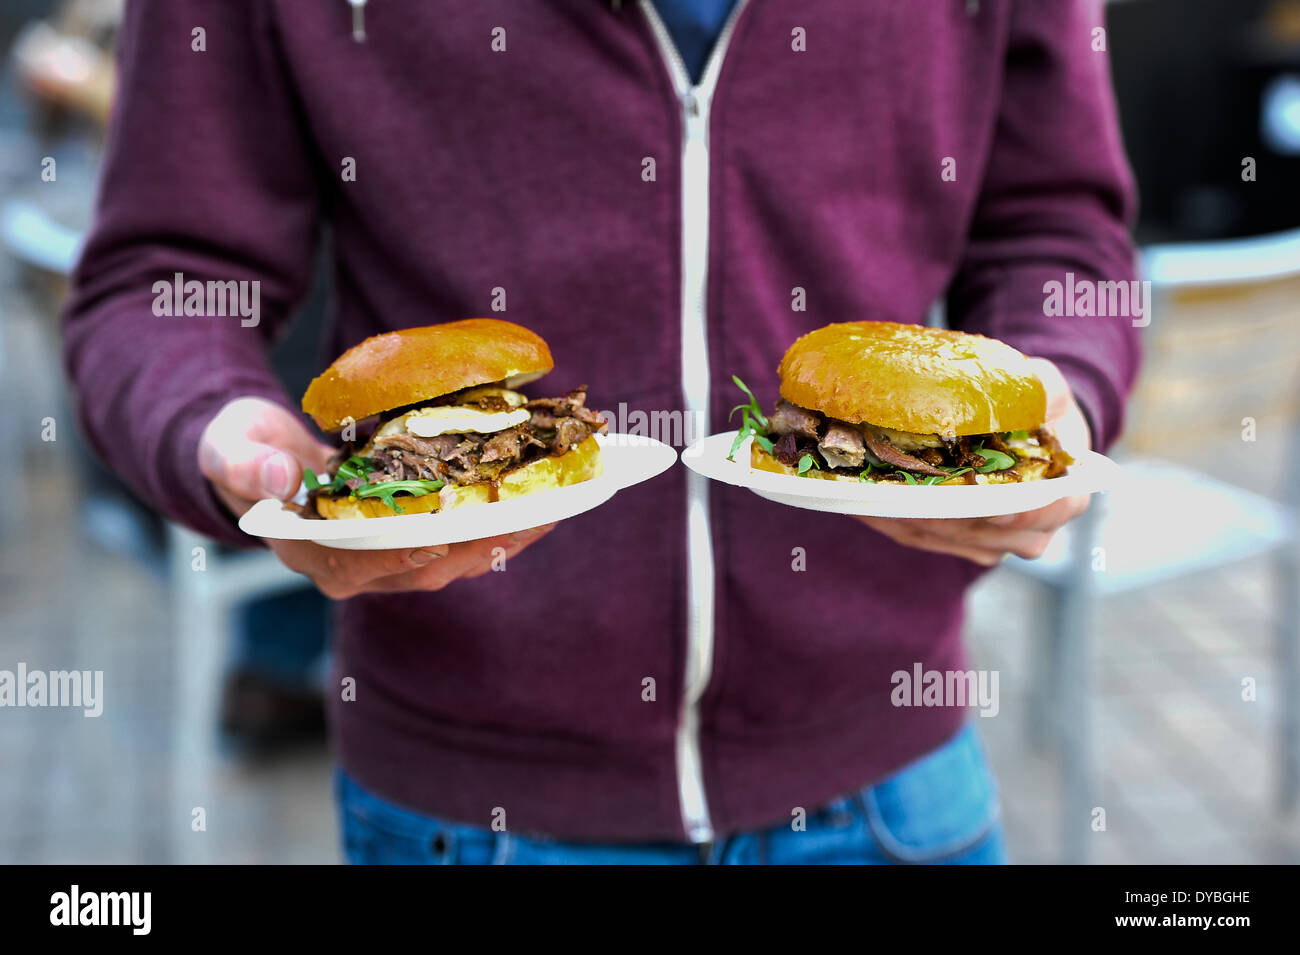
xmin=62 ymin=0 xmax=320 ymax=545
xmin=946 ymin=0 xmax=1140 ymax=451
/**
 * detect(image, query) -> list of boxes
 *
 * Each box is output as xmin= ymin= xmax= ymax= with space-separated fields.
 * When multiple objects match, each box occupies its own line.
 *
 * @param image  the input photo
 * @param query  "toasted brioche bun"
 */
xmin=314 ymin=435 xmax=602 ymax=519
xmin=777 ymin=321 xmax=1046 ymax=436
xmin=302 ymin=319 xmax=554 ymax=432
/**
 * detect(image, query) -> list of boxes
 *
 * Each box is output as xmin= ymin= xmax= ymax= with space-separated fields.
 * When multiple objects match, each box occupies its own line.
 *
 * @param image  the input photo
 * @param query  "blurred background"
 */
xmin=1 ymin=0 xmax=1297 ymax=863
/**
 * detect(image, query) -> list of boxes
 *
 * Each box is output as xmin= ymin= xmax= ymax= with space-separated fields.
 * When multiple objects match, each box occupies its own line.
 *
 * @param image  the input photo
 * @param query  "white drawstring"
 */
xmin=348 ymin=0 xmax=367 ymax=43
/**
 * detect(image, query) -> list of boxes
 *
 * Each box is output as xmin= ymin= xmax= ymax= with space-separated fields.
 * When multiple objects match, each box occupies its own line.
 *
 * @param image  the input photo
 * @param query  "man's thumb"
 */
xmin=199 ymin=435 xmax=303 ymax=503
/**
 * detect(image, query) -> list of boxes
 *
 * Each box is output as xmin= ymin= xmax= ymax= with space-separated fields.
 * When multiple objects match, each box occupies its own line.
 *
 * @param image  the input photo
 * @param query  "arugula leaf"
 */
xmin=730 ymin=376 xmax=769 ymax=430
xmin=354 ymin=479 xmax=445 ymax=498
xmin=1005 ymin=430 xmax=1030 ymax=441
xmin=325 ymin=455 xmax=377 ymax=495
xmin=727 ymin=376 xmax=774 ymax=461
xmin=922 ymin=467 xmax=972 ymax=485
xmin=923 ymin=466 xmax=973 ymax=485
xmin=899 ymin=471 xmax=918 ymax=485
xmin=858 ymin=463 xmax=875 ymax=482
xmin=796 ymin=453 xmax=819 ymax=475
xmin=973 ymin=448 xmax=1016 ymax=473
xmin=354 ymin=478 xmax=445 ymax=515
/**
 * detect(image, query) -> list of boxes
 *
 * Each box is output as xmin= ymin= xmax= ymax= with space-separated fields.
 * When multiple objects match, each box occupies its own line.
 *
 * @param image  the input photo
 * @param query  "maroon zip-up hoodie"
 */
xmin=63 ymin=0 xmax=1138 ymax=841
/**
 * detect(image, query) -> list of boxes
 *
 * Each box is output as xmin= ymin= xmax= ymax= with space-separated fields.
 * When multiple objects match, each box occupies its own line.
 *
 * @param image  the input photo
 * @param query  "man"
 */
xmin=64 ymin=0 xmax=1138 ymax=864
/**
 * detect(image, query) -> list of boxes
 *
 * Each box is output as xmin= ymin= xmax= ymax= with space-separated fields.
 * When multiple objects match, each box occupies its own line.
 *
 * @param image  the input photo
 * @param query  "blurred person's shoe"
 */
xmin=219 ymin=669 xmax=327 ymax=759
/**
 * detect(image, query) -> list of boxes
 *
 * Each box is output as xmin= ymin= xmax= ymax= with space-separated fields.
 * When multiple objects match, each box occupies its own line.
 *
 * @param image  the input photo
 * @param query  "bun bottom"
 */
xmin=315 ymin=435 xmax=602 ymax=519
xmin=749 ymin=442 xmax=1053 ymax=484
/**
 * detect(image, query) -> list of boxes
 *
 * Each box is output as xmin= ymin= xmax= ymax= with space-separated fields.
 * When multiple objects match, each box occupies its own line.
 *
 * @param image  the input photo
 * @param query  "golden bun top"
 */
xmin=302 ymin=319 xmax=554 ymax=431
xmin=777 ymin=321 xmax=1046 ymax=436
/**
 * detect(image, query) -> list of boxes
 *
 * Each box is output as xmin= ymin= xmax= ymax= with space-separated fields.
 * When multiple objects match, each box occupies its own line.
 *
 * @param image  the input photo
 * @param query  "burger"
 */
xmin=299 ymin=318 xmax=606 ymax=518
xmin=731 ymin=321 xmax=1072 ymax=485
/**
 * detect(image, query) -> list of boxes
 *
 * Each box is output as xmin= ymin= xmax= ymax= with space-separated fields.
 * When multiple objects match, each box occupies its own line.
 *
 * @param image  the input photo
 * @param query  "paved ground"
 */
xmin=2 ymin=289 xmax=1298 ymax=865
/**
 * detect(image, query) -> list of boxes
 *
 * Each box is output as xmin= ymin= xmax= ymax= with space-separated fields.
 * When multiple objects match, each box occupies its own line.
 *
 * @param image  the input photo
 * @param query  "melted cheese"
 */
xmin=403 ymin=405 xmax=530 ymax=437
xmin=365 ymin=388 xmax=531 ymax=450
xmin=1005 ymin=434 xmax=1050 ymax=461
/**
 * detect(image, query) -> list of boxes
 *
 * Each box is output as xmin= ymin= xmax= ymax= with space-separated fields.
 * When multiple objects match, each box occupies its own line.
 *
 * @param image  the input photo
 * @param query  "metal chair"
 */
xmin=166 ymin=525 xmax=307 ymax=863
xmin=1006 ymin=227 xmax=1300 ymax=863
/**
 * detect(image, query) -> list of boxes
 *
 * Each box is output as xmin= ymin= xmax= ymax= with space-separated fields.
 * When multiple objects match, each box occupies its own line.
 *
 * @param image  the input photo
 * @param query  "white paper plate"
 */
xmin=682 ymin=431 xmax=1123 ymax=519
xmin=238 ymin=434 xmax=677 ymax=550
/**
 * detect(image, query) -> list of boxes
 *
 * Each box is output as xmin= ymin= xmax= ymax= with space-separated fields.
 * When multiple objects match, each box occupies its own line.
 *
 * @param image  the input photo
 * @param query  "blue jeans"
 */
xmin=336 ymin=724 xmax=1006 ymax=864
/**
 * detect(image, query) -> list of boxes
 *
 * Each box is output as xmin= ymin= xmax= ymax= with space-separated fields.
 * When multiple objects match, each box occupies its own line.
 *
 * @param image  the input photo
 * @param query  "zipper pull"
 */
xmin=966 ymin=0 xmax=980 ymax=15
xmin=348 ymin=0 xmax=367 ymax=43
xmin=684 ymin=90 xmax=700 ymax=119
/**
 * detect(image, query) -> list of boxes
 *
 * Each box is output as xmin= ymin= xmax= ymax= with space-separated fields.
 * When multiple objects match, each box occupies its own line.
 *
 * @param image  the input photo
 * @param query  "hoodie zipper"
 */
xmin=640 ymin=0 xmax=749 ymax=845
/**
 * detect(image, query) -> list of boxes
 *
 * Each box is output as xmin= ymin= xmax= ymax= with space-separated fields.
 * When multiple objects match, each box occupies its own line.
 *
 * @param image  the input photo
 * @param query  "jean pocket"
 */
xmin=336 ymin=771 xmax=501 ymax=865
xmin=862 ymin=725 xmax=1001 ymax=863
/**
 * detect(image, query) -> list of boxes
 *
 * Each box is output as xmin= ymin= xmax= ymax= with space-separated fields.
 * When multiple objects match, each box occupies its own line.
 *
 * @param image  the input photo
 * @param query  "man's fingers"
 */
xmin=273 ymin=524 xmax=558 ymax=598
xmin=200 ymin=435 xmax=303 ymax=501
xmin=904 ymin=519 xmax=1057 ymax=560
xmin=268 ymin=540 xmax=452 ymax=598
xmin=199 ymin=397 xmax=334 ymax=503
xmin=360 ymin=524 xmax=558 ymax=592
xmin=857 ymin=515 xmax=1056 ymax=564
xmin=247 ymin=407 xmax=334 ymax=473
xmin=909 ymin=540 xmax=1002 ymax=567
xmin=985 ymin=495 xmax=1089 ymax=532
xmin=857 ymin=516 xmax=1001 ymax=566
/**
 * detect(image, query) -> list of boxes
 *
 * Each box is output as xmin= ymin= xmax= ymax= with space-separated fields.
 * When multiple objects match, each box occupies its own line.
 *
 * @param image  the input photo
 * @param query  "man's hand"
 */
xmin=198 ymin=396 xmax=335 ymax=518
xmin=855 ymin=357 xmax=1092 ymax=567
xmin=197 ymin=395 xmax=555 ymax=598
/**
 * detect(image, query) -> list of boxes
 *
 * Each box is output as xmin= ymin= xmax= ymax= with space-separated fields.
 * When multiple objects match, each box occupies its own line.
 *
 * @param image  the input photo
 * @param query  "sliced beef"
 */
xmin=817 ymin=424 xmax=866 ymax=469
xmin=571 ymin=406 xmax=608 ymax=431
xmin=480 ymin=425 xmax=526 ymax=465
xmin=372 ymin=430 xmax=480 ymax=482
xmin=525 ymin=386 xmax=608 ymax=433
xmin=552 ymin=417 xmax=591 ymax=454
xmin=370 ymin=447 xmax=443 ymax=482
xmin=862 ymin=428 xmax=949 ymax=477
xmin=325 ymin=386 xmax=607 ymax=493
xmin=1033 ymin=426 xmax=1072 ymax=478
xmin=374 ymin=432 xmax=462 ymax=459
xmin=768 ymin=400 xmax=822 ymax=440
xmin=520 ymin=429 xmax=549 ymax=451
xmin=951 ymin=436 xmax=987 ymax=469
xmin=772 ymin=432 xmax=803 ymax=467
